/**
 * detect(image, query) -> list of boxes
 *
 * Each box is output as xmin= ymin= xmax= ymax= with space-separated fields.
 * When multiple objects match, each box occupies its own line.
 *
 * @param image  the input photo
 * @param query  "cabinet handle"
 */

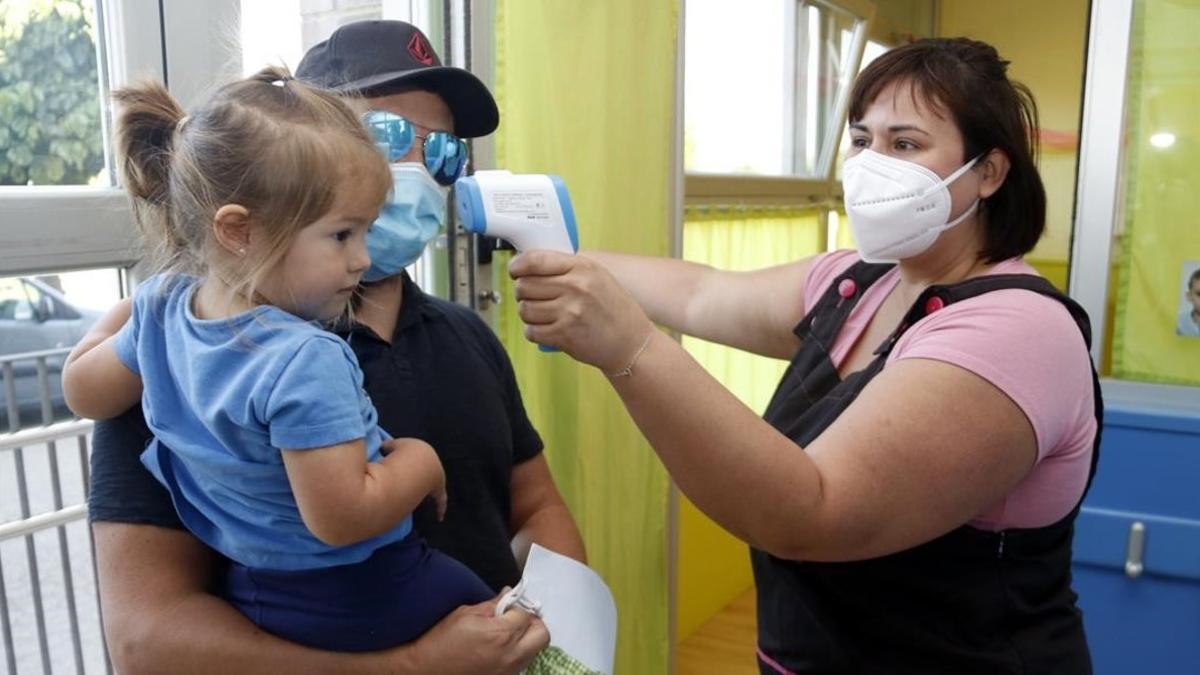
xmin=1124 ymin=521 xmax=1145 ymax=579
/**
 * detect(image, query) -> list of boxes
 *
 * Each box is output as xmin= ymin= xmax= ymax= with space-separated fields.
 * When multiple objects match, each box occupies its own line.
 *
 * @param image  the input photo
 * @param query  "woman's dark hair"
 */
xmin=849 ymin=38 xmax=1046 ymax=263
xmin=1189 ymin=267 xmax=1200 ymax=290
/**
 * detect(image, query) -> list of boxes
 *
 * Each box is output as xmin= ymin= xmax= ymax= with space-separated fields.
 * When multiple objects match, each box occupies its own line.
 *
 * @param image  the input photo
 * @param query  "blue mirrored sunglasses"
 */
xmin=363 ymin=110 xmax=469 ymax=186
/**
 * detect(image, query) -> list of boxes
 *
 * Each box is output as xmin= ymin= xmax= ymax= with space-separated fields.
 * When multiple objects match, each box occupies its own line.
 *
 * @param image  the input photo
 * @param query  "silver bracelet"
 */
xmin=608 ymin=331 xmax=655 ymax=379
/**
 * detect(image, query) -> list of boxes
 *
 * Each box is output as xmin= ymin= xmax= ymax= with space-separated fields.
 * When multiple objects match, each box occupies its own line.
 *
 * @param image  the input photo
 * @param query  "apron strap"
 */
xmin=873 ymin=273 xmax=1104 ymax=501
xmin=794 ymin=260 xmax=895 ymax=345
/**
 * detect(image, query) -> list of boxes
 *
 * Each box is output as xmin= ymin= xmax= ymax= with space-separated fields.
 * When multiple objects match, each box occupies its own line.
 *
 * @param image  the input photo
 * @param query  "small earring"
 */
xmin=238 ymin=247 xmax=246 ymax=255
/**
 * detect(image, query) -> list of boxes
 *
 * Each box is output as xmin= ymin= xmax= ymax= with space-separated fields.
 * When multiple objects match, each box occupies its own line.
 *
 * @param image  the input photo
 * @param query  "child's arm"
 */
xmin=282 ymin=437 xmax=446 ymax=547
xmin=62 ymin=298 xmax=143 ymax=420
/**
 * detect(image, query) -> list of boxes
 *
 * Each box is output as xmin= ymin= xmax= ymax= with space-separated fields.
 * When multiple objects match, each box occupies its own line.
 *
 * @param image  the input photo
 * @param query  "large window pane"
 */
xmin=1107 ymin=0 xmax=1200 ymax=386
xmin=240 ymin=0 xmax=443 ymax=75
xmin=684 ymin=0 xmax=788 ymax=175
xmin=685 ymin=0 xmax=867 ymax=178
xmin=0 ymin=268 xmax=121 ymax=432
xmin=0 ymin=0 xmax=107 ymax=187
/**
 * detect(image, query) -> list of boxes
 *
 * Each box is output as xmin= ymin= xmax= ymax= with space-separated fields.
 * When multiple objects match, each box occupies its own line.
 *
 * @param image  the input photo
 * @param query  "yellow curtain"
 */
xmin=833 ymin=208 xmax=856 ymax=249
xmin=675 ymin=207 xmax=823 ymax=641
xmin=493 ymin=2 xmax=677 ymax=672
xmin=680 ymin=207 xmax=824 ymax=412
xmin=1110 ymin=0 xmax=1200 ymax=386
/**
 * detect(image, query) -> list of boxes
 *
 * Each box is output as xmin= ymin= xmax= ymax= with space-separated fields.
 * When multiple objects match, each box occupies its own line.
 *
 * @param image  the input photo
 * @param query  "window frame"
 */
xmin=0 ymin=0 xmax=166 ymax=278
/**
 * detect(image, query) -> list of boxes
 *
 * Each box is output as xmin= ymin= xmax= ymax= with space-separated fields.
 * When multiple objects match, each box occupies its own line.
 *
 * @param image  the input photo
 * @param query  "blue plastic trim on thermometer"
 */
xmin=549 ymin=175 xmax=580 ymax=253
xmin=454 ymin=176 xmax=488 ymax=235
xmin=543 ymin=174 xmax=574 ymax=351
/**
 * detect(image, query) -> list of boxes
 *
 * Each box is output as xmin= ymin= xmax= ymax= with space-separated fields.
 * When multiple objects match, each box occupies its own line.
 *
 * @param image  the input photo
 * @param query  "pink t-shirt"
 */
xmin=801 ymin=250 xmax=1097 ymax=530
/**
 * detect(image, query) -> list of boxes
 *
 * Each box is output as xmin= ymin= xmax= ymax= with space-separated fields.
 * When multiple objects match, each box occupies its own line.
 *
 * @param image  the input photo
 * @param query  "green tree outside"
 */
xmin=0 ymin=0 xmax=104 ymax=186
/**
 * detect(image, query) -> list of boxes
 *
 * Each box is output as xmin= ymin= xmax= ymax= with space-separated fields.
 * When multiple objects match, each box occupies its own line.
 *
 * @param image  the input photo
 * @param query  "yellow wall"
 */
xmin=676 ymin=495 xmax=752 ymax=641
xmin=872 ymin=0 xmax=936 ymax=43
xmin=939 ymin=0 xmax=1090 ymax=287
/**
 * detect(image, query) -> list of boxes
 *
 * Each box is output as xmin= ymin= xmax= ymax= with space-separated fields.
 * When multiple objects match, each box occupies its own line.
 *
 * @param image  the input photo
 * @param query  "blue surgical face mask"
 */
xmin=363 ymin=162 xmax=448 ymax=283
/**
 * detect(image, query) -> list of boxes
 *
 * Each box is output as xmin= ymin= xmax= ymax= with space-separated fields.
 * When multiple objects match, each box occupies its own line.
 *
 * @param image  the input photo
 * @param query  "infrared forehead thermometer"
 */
xmin=454 ymin=170 xmax=579 ymax=353
xmin=453 ymin=170 xmax=579 ymax=254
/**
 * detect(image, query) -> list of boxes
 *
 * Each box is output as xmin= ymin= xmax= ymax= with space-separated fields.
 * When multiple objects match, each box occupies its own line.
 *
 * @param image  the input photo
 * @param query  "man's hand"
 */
xmin=407 ymin=595 xmax=549 ymax=674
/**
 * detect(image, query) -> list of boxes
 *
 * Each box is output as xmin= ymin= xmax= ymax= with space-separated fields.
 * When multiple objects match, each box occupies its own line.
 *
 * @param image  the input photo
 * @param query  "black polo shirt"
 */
xmin=88 ymin=273 xmax=543 ymax=591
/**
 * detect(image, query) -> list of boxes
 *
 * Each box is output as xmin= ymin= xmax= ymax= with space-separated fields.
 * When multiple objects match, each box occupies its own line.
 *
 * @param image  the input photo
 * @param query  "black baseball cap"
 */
xmin=296 ymin=20 xmax=499 ymax=138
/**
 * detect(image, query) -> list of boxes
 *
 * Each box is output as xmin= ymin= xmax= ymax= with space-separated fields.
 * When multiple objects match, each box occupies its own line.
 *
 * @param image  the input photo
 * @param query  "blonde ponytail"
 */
xmin=112 ymin=81 xmax=190 ymax=266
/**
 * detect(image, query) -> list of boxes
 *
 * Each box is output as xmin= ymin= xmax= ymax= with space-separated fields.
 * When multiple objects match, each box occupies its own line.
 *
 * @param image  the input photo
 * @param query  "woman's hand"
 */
xmin=509 ymin=250 xmax=655 ymax=374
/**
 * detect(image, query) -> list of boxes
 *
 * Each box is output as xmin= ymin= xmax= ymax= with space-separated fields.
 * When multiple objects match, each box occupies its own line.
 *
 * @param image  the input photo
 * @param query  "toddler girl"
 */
xmin=62 ymin=67 xmax=493 ymax=651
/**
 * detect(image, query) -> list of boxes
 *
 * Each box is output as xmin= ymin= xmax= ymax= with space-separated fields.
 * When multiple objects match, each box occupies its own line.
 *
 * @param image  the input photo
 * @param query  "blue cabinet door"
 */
xmin=1072 ymin=405 xmax=1200 ymax=675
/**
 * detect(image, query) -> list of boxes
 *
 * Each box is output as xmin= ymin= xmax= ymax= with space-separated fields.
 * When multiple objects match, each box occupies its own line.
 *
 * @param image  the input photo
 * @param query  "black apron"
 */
xmin=754 ymin=261 xmax=1102 ymax=675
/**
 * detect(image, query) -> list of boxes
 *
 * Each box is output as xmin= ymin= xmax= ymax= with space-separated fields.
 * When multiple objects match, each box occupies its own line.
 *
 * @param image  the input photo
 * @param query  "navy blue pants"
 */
xmin=223 ymin=534 xmax=494 ymax=652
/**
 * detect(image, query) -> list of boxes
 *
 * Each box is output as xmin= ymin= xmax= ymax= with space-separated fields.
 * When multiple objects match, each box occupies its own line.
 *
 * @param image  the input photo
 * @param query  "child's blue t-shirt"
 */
xmin=113 ymin=274 xmax=410 ymax=570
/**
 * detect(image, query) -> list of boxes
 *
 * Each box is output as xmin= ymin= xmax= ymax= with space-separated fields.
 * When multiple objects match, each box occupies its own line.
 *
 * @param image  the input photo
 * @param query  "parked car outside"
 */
xmin=0 ymin=276 xmax=103 ymax=432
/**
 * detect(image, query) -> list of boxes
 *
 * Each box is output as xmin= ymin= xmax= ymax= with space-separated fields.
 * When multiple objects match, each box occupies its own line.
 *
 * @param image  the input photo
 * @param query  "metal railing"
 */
xmin=1 ymin=348 xmax=109 ymax=675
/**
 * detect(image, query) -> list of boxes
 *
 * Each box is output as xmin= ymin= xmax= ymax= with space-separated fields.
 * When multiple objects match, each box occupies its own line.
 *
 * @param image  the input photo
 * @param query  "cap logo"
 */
xmin=408 ymin=33 xmax=435 ymax=65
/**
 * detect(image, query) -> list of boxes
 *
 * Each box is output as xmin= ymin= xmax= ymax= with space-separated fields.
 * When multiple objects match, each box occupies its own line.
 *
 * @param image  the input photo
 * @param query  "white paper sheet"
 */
xmin=518 ymin=544 xmax=618 ymax=674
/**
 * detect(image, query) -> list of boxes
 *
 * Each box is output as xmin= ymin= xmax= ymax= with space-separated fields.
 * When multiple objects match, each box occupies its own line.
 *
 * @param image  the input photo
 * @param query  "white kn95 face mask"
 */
xmin=842 ymin=149 xmax=981 ymax=263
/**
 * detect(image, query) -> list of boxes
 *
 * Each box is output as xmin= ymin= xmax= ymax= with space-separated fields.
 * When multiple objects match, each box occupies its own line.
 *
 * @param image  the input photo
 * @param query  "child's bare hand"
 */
xmin=431 ymin=480 xmax=448 ymax=521
xmin=414 ymin=439 xmax=447 ymax=520
xmin=381 ymin=437 xmax=448 ymax=520
xmin=378 ymin=437 xmax=404 ymax=455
